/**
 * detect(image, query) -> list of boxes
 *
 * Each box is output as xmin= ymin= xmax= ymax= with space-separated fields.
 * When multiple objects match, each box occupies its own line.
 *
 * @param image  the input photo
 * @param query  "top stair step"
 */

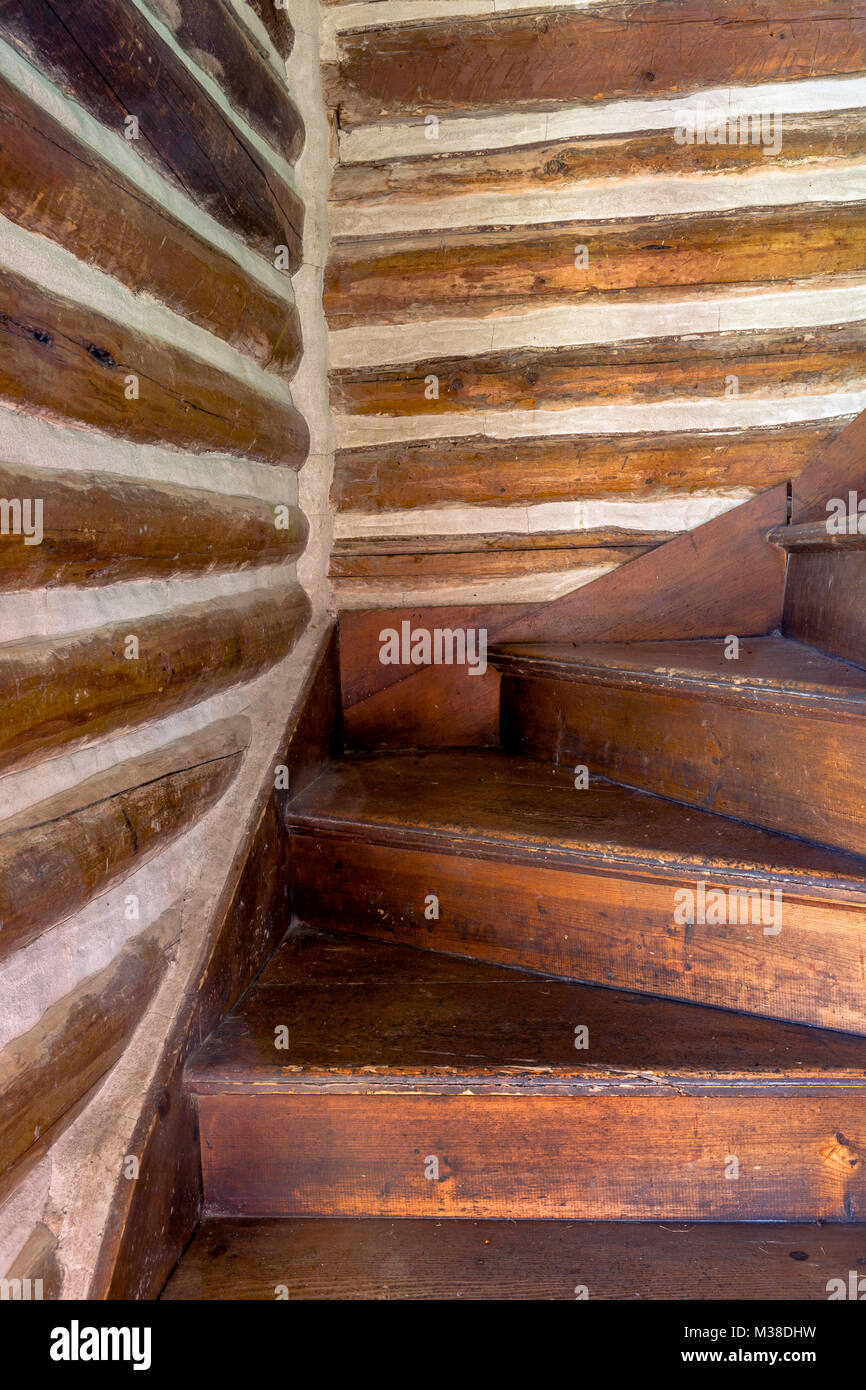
xmin=769 ymin=520 xmax=866 ymax=552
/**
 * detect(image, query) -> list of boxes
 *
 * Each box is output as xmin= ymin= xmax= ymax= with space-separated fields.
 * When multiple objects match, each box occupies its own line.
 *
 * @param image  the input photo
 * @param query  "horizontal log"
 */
xmin=326 ymin=1 xmax=866 ymax=126
xmin=0 ymin=268 xmax=309 ymax=467
xmin=0 ymin=718 xmax=250 ymax=963
xmin=0 ymin=74 xmax=300 ymax=377
xmin=333 ymin=422 xmax=841 ymax=511
xmin=332 ymin=112 xmax=866 ymax=204
xmin=0 ymin=0 xmax=303 ymax=262
xmin=325 ymin=205 xmax=866 ymax=326
xmin=144 ymin=0 xmax=300 ymax=152
xmin=331 ymin=322 xmax=866 ymax=416
xmin=0 ymin=462 xmax=307 ymax=591
xmin=330 ymin=530 xmax=666 ymax=584
xmin=243 ymin=0 xmax=293 ymax=58
xmin=0 ymin=913 xmax=177 ymax=1177
xmin=0 ymin=584 xmax=310 ymax=776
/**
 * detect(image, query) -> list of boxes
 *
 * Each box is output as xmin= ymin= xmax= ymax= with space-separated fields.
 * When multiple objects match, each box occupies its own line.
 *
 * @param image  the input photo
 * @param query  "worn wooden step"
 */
xmin=492 ymin=636 xmax=866 ymax=855
xmin=284 ymin=751 xmax=866 ymax=1033
xmin=186 ymin=926 xmax=866 ymax=1221
xmin=162 ymin=1215 xmax=866 ymax=1301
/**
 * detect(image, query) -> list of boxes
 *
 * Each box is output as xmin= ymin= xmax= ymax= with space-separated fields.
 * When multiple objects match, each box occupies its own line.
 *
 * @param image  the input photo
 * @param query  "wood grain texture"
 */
xmin=0 ymin=268 xmax=309 ymax=466
xmin=0 ymin=718 xmax=250 ymax=963
xmin=244 ymin=0 xmax=293 ymax=59
xmin=89 ymin=628 xmax=341 ymax=1301
xmin=497 ymin=641 xmax=866 ymax=854
xmin=331 ymin=532 xmax=664 ymax=586
xmin=325 ymin=206 xmax=866 ymax=326
xmin=0 ymin=0 xmax=304 ymax=260
xmin=0 ymin=463 xmax=307 ymax=591
xmin=325 ymin=1 xmax=866 ymax=126
xmin=333 ymin=423 xmax=834 ymax=511
xmin=0 ymin=912 xmax=177 ymax=1179
xmin=0 ymin=584 xmax=310 ymax=776
xmin=791 ymin=407 xmax=866 ymax=523
xmin=286 ymin=753 xmax=866 ymax=1030
xmin=331 ymin=323 xmax=866 ymax=417
xmin=161 ymin=1215 xmax=866 ymax=1301
xmin=783 ymin=552 xmax=866 ymax=667
xmin=0 ymin=74 xmax=301 ymax=376
xmin=143 ymin=0 xmax=301 ymax=152
xmin=339 ymin=487 xmax=788 ymax=748
xmin=3 ymin=1223 xmax=63 ymax=1299
xmin=332 ymin=112 xmax=866 ymax=205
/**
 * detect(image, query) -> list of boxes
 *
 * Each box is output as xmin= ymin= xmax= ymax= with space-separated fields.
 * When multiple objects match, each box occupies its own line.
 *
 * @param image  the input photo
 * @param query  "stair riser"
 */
xmin=197 ymin=1093 xmax=866 ymax=1221
xmin=784 ymin=550 xmax=866 ymax=669
xmin=500 ymin=674 xmax=866 ymax=855
xmin=291 ymin=833 xmax=866 ymax=1033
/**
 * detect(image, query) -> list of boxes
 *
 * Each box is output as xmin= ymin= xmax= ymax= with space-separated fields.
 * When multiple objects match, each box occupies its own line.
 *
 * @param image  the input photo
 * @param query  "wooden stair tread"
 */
xmin=284 ymin=750 xmax=866 ymax=894
xmin=770 ymin=520 xmax=866 ymax=552
xmin=186 ymin=926 xmax=866 ymax=1095
xmin=489 ymin=636 xmax=866 ymax=708
xmin=161 ymin=1216 xmax=866 ymax=1301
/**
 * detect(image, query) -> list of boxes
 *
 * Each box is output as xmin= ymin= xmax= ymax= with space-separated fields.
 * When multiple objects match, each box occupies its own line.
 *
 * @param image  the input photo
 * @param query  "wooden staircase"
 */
xmin=165 ymin=510 xmax=866 ymax=1300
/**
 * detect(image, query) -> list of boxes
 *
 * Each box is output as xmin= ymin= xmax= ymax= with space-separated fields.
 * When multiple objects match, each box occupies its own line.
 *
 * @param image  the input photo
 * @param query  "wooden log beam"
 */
xmin=0 ymin=268 xmax=309 ymax=466
xmin=0 ymin=0 xmax=303 ymax=261
xmin=143 ymin=0 xmax=299 ymax=152
xmin=0 ymin=463 xmax=307 ymax=591
xmin=333 ymin=422 xmax=840 ymax=512
xmin=331 ymin=112 xmax=866 ymax=204
xmin=330 ymin=531 xmax=667 ymax=586
xmin=0 ymin=912 xmax=177 ymax=1177
xmin=0 ymin=584 xmax=310 ymax=776
xmin=325 ymin=1 xmax=866 ymax=126
xmin=331 ymin=322 xmax=866 ymax=417
xmin=325 ymin=205 xmax=866 ymax=326
xmin=0 ymin=718 xmax=250 ymax=963
xmin=242 ymin=0 xmax=293 ymax=59
xmin=0 ymin=74 xmax=301 ymax=376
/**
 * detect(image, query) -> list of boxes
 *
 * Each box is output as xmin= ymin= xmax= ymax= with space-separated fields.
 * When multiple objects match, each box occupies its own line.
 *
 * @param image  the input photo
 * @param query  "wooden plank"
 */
xmin=333 ymin=423 xmax=837 ymax=511
xmin=325 ymin=205 xmax=866 ymax=326
xmin=88 ymin=627 xmax=342 ymax=1301
xmin=0 ymin=0 xmax=303 ymax=261
xmin=0 ymin=718 xmax=250 ymax=963
xmin=161 ymin=1215 xmax=866 ymax=1301
xmin=783 ymin=552 xmax=866 ymax=668
xmin=339 ymin=487 xmax=789 ymax=748
xmin=325 ymin=1 xmax=866 ymax=126
xmin=0 ymin=463 xmax=306 ymax=591
xmin=0 ymin=268 xmax=309 ymax=467
xmin=0 ymin=74 xmax=301 ymax=376
xmin=332 ymin=111 xmax=866 ymax=204
xmin=0 ymin=584 xmax=310 ymax=776
xmin=331 ymin=532 xmax=664 ymax=585
xmin=0 ymin=912 xmax=177 ymax=1178
xmin=143 ymin=0 xmax=300 ymax=151
xmin=331 ymin=323 xmax=866 ymax=417
xmin=791 ymin=407 xmax=866 ymax=523
xmin=496 ymin=638 xmax=866 ymax=854
xmin=3 ymin=1223 xmax=63 ymax=1300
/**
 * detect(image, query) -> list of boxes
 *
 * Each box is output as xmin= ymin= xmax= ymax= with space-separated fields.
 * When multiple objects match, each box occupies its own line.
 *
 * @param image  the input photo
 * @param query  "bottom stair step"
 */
xmin=161 ymin=1217 xmax=866 ymax=1300
xmin=185 ymin=927 xmax=866 ymax=1222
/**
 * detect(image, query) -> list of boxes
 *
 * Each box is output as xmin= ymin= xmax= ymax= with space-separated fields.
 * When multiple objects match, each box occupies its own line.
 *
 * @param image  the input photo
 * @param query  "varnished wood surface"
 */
xmin=0 ymin=268 xmax=310 ymax=467
xmin=326 ymin=206 xmax=866 ymax=326
xmin=189 ymin=929 xmax=866 ymax=1219
xmin=491 ymin=636 xmax=866 ymax=713
xmin=0 ymin=463 xmax=307 ymax=591
xmin=784 ymin=552 xmax=866 ymax=669
xmin=162 ymin=1215 xmax=866 ymax=1301
xmin=0 ymin=585 xmax=310 ymax=776
xmin=771 ymin=520 xmax=866 ymax=551
xmin=0 ymin=0 xmax=304 ymax=260
xmin=0 ymin=74 xmax=302 ymax=376
xmin=325 ymin=1 xmax=866 ymax=127
xmin=0 ymin=718 xmax=249 ymax=963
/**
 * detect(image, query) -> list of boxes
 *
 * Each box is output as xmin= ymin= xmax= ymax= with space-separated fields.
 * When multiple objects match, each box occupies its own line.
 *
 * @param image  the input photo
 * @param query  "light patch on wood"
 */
xmin=333 ymin=562 xmax=617 ymax=608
